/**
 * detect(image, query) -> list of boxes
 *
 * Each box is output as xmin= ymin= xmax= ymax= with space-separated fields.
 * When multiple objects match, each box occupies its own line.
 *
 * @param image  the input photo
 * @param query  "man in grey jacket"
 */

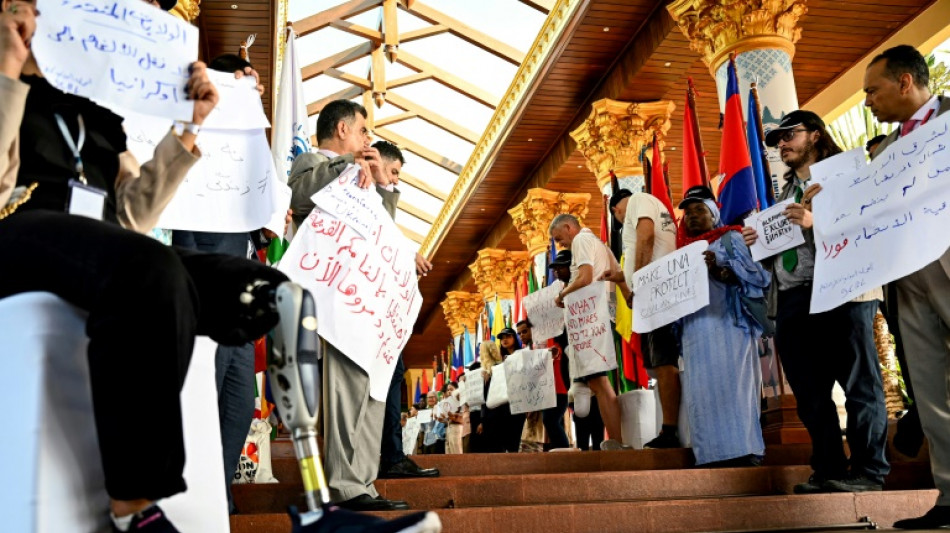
xmin=287 ymin=100 xmax=409 ymax=511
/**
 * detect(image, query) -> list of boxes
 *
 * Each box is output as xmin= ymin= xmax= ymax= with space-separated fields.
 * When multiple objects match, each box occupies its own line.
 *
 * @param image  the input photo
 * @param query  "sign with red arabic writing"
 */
xmin=279 ymin=173 xmax=422 ymax=401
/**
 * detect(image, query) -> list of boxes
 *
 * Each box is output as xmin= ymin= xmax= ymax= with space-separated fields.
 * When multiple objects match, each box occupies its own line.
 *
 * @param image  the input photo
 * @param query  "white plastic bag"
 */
xmin=486 ymin=363 xmax=509 ymax=409
xmin=233 ymin=419 xmax=278 ymax=484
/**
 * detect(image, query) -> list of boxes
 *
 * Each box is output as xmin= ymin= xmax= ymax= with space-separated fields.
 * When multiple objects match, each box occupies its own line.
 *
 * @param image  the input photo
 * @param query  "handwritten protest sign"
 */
xmin=463 ymin=369 xmax=485 ymax=407
xmin=744 ymin=199 xmax=805 ymax=261
xmin=415 ymin=409 xmax=432 ymax=424
xmin=632 ymin=241 xmax=710 ymax=333
xmin=564 ymin=282 xmax=617 ymax=378
xmin=436 ymin=397 xmax=458 ymax=419
xmin=810 ymin=114 xmax=950 ymax=312
xmin=402 ymin=418 xmax=420 ymax=456
xmin=121 ymin=109 xmax=285 ymax=232
xmin=202 ymin=71 xmax=270 ymax=131
xmin=504 ymin=349 xmax=556 ymax=415
xmin=278 ymin=179 xmax=423 ymax=401
xmin=33 ymin=0 xmax=198 ymax=121
xmin=522 ymin=281 xmax=564 ymax=343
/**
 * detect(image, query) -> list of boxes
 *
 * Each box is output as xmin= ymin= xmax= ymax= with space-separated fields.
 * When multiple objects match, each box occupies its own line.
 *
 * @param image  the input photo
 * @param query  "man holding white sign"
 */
xmin=549 ymin=213 xmax=623 ymax=450
xmin=742 ymin=110 xmax=888 ymax=495
xmin=861 ymin=45 xmax=950 ymax=529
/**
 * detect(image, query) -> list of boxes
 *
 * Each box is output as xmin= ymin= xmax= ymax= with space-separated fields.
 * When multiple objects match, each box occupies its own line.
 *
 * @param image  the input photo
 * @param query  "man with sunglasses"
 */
xmin=742 ymin=110 xmax=889 ymax=496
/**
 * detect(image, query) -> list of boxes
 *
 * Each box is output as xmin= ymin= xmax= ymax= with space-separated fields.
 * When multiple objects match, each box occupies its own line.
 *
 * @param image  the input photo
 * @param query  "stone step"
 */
xmin=232 ymin=462 xmax=934 ymax=514
xmin=266 ymin=440 xmax=817 ymax=482
xmin=229 ymin=489 xmax=939 ymax=533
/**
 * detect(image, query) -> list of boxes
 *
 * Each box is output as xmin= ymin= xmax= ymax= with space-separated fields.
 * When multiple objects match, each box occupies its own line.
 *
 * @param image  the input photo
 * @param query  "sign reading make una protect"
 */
xmin=631 ymin=241 xmax=710 ymax=333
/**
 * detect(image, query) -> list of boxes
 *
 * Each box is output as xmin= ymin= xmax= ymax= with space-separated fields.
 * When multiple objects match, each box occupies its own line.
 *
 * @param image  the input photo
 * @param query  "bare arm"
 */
xmin=555 ymin=263 xmax=593 ymax=307
xmin=634 ymin=217 xmax=655 ymax=272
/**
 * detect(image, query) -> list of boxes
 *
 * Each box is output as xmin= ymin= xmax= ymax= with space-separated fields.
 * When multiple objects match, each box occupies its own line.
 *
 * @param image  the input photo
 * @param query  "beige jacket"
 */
xmin=0 ymin=74 xmax=201 ymax=233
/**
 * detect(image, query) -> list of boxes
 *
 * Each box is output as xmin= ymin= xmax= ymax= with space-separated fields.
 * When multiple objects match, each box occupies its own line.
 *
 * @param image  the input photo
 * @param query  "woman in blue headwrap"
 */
xmin=677 ymin=188 xmax=771 ymax=467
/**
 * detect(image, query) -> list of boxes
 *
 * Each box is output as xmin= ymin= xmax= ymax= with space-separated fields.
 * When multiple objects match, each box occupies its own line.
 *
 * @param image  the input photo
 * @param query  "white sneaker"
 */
xmin=571 ymin=382 xmax=591 ymax=418
xmin=600 ymin=439 xmax=624 ymax=451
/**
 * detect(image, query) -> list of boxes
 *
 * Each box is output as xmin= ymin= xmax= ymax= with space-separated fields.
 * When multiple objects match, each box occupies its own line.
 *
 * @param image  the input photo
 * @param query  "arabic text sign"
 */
xmin=632 ymin=241 xmax=710 ymax=333
xmin=744 ymin=199 xmax=805 ymax=261
xmin=402 ymin=418 xmax=420 ymax=455
xmin=311 ymin=165 xmax=387 ymax=241
xmin=278 ymin=189 xmax=422 ymax=401
xmin=202 ymin=70 xmax=270 ymax=130
xmin=522 ymin=281 xmax=564 ymax=343
xmin=563 ymin=282 xmax=617 ymax=378
xmin=33 ymin=0 xmax=198 ymax=121
xmin=810 ymin=114 xmax=950 ymax=313
xmin=504 ymin=349 xmax=556 ymax=415
xmin=122 ymin=110 xmax=282 ymax=232
xmin=415 ymin=409 xmax=432 ymax=424
xmin=463 ymin=369 xmax=485 ymax=407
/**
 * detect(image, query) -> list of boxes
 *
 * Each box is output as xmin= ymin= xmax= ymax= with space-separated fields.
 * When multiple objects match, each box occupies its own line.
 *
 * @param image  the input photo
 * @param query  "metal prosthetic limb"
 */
xmin=267 ymin=282 xmax=329 ymax=511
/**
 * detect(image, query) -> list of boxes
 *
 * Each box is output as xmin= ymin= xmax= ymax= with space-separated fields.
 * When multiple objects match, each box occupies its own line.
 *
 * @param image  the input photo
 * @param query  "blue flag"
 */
xmin=717 ymin=58 xmax=758 ymax=225
xmin=747 ymin=88 xmax=775 ymax=209
xmin=463 ymin=326 xmax=475 ymax=367
xmin=413 ymin=377 xmax=421 ymax=405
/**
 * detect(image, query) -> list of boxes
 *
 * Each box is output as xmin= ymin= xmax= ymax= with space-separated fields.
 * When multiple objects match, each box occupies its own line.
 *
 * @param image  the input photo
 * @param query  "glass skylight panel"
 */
xmin=386 ymin=117 xmax=475 ymax=166
xmin=394 ymin=80 xmax=495 ymax=133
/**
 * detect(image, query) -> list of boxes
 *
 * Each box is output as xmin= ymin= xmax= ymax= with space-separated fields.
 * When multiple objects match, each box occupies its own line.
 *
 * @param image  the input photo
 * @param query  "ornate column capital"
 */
xmin=440 ymin=291 xmax=484 ymax=338
xmin=667 ymin=0 xmax=807 ymax=75
xmin=468 ymin=249 xmax=532 ymax=302
xmin=569 ymin=99 xmax=675 ymax=190
xmin=509 ymin=188 xmax=591 ymax=257
xmin=169 ymin=0 xmax=201 ymax=22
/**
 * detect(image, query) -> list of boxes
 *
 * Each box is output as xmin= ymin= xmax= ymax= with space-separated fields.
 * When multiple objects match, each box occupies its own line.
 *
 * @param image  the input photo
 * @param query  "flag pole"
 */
xmin=687 ymin=77 xmax=711 ymax=190
xmin=750 ymin=80 xmax=775 ymax=200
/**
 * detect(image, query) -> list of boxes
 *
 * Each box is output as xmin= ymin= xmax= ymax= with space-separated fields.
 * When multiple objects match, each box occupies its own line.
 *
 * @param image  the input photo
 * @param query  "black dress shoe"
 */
xmin=337 ymin=494 xmax=410 ymax=512
xmin=823 ymin=474 xmax=883 ymax=493
xmin=893 ymin=505 xmax=950 ymax=529
xmin=379 ymin=457 xmax=440 ymax=479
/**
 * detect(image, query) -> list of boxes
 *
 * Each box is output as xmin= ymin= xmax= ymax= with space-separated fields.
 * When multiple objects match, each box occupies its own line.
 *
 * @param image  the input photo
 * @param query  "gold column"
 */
xmin=169 ymin=0 xmax=201 ymax=22
xmin=569 ymin=99 xmax=675 ymax=190
xmin=667 ymin=0 xmax=807 ymax=76
xmin=468 ymin=249 xmax=532 ymax=302
xmin=508 ymin=188 xmax=591 ymax=258
xmin=440 ymin=291 xmax=484 ymax=339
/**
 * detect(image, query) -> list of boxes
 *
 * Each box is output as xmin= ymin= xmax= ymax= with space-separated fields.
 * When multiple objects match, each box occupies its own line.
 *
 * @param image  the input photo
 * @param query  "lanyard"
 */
xmin=54 ymin=113 xmax=87 ymax=185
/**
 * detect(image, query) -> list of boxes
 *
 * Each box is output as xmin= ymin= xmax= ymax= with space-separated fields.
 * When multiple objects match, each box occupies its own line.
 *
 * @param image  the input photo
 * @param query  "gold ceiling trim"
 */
xmin=418 ymin=0 xmax=583 ymax=259
xmin=272 ymin=0 xmax=290 ymax=105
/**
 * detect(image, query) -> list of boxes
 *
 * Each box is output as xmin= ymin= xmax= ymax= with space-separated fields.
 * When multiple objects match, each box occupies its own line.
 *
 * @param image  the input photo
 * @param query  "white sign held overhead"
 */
xmin=563 ymin=282 xmax=617 ymax=378
xmin=631 ymin=241 xmax=710 ymax=333
xmin=33 ymin=0 xmax=198 ymax=121
xmin=744 ymin=199 xmax=805 ymax=261
xmin=200 ymin=70 xmax=270 ymax=130
xmin=810 ymin=115 xmax=950 ymax=313
xmin=522 ymin=281 xmax=565 ymax=344
xmin=278 ymin=181 xmax=423 ymax=402
xmin=463 ymin=369 xmax=485 ymax=408
xmin=505 ymin=349 xmax=556 ymax=415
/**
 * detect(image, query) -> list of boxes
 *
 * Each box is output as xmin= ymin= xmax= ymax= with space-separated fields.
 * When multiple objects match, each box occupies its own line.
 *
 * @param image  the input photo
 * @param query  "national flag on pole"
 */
xmin=435 ymin=355 xmax=444 ymax=392
xmin=463 ymin=326 xmax=475 ymax=367
xmin=682 ymin=78 xmax=711 ymax=197
xmin=717 ymin=56 xmax=758 ymax=226
xmin=748 ymin=85 xmax=776 ymax=210
xmin=600 ymin=195 xmax=609 ymax=243
xmin=547 ymin=235 xmax=557 ymax=286
xmin=267 ymin=26 xmax=311 ymax=263
xmin=650 ymin=132 xmax=678 ymax=227
xmin=413 ymin=377 xmax=421 ymax=405
xmin=420 ymin=370 xmax=429 ymax=395
xmin=491 ymin=296 xmax=505 ymax=344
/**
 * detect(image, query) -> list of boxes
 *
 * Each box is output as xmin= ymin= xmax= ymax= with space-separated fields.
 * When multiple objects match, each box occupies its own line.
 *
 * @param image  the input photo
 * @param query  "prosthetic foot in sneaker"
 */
xmin=289 ymin=505 xmax=442 ymax=533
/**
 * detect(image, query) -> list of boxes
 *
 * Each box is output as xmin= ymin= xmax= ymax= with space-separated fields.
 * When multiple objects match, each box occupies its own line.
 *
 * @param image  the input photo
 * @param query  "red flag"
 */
xmin=420 ymin=369 xmax=429 ymax=395
xmin=435 ymin=352 xmax=445 ymax=391
xmin=600 ymin=194 xmax=609 ymax=243
xmin=621 ymin=333 xmax=649 ymax=388
xmin=650 ymin=132 xmax=677 ymax=228
xmin=717 ymin=55 xmax=758 ymax=225
xmin=682 ymin=78 xmax=711 ymax=196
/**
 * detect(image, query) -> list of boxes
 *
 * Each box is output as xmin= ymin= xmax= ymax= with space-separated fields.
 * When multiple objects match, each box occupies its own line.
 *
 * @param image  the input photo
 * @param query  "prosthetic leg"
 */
xmin=267 ymin=282 xmax=441 ymax=533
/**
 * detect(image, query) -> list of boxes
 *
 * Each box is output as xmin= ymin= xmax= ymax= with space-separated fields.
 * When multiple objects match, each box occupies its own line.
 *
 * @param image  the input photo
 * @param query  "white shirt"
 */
xmin=620 ymin=193 xmax=677 ymax=287
xmin=902 ymin=95 xmax=941 ymax=135
xmin=570 ymin=227 xmax=612 ymax=282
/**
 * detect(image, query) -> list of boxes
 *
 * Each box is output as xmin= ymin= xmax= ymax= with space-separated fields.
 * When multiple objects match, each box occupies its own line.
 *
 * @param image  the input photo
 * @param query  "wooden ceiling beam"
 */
xmin=398 ymin=200 xmax=437 ymax=224
xmin=399 ymin=24 xmax=448 ymax=43
xmin=375 ymin=127 xmax=463 ymax=174
xmin=404 ymin=1 xmax=525 ymax=66
xmin=388 ymin=72 xmax=432 ymax=89
xmin=329 ymin=20 xmax=383 ymax=43
xmin=398 ymin=223 xmax=426 ymax=244
xmin=385 ymin=92 xmax=480 ymax=144
xmin=374 ymin=111 xmax=416 ymax=127
xmin=396 ymin=50 xmax=499 ymax=109
xmin=293 ymin=0 xmax=383 ymax=38
xmin=517 ymin=0 xmax=553 ymax=14
xmin=301 ymin=42 xmax=372 ymax=81
xmin=325 ymin=68 xmax=371 ymax=90
xmin=399 ymin=171 xmax=448 ymax=201
xmin=307 ymin=86 xmax=363 ymax=115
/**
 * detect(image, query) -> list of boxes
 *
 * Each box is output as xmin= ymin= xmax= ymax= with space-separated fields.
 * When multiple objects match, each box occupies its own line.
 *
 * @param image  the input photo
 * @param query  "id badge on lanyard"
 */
xmin=55 ymin=113 xmax=107 ymax=221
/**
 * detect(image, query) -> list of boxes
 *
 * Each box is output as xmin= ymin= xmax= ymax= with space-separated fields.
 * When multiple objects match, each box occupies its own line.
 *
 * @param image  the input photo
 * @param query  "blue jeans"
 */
xmin=775 ymin=285 xmax=889 ymax=483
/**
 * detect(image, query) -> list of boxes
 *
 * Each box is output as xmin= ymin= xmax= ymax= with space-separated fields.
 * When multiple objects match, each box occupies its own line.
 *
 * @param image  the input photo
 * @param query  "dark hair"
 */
xmin=316 ymin=100 xmax=368 ymax=144
xmin=209 ymin=53 xmax=252 ymax=73
xmin=866 ymin=134 xmax=887 ymax=154
xmin=812 ymin=126 xmax=844 ymax=162
xmin=516 ymin=319 xmax=532 ymax=329
xmin=372 ymin=140 xmax=405 ymax=165
xmin=441 ymin=381 xmax=458 ymax=394
xmin=869 ymin=45 xmax=929 ymax=89
xmin=609 ymin=189 xmax=633 ymax=209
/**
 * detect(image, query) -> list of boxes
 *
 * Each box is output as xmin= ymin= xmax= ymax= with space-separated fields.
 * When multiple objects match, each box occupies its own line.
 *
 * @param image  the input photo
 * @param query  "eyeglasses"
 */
xmin=777 ymin=128 xmax=810 ymax=143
